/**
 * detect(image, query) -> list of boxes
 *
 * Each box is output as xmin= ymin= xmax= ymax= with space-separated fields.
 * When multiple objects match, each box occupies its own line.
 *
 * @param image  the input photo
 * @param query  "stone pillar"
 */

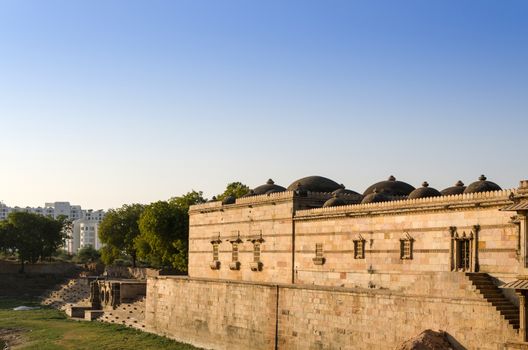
xmin=89 ymin=281 xmax=101 ymax=310
xmin=519 ymin=215 xmax=528 ymax=269
xmin=472 ymin=225 xmax=480 ymax=272
xmin=517 ymin=290 xmax=527 ymax=342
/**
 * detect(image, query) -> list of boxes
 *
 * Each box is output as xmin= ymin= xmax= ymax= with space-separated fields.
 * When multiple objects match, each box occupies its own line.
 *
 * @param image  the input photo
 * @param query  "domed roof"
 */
xmin=440 ymin=181 xmax=466 ymax=196
xmin=287 ymin=176 xmax=342 ymax=193
xmin=464 ymin=175 xmax=502 ymax=194
xmin=331 ymin=184 xmax=361 ymax=196
xmin=363 ymin=175 xmax=415 ymax=196
xmin=408 ymin=182 xmax=442 ymax=199
xmin=252 ymin=179 xmax=286 ymax=196
xmin=221 ymin=195 xmax=236 ymax=205
xmin=241 ymin=190 xmax=255 ymax=198
xmin=322 ymin=195 xmax=347 ymax=208
xmin=361 ymin=189 xmax=391 ymax=204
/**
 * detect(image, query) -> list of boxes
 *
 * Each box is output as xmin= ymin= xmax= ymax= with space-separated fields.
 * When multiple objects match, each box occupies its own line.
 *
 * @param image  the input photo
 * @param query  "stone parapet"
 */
xmin=295 ymin=188 xmax=515 ymax=220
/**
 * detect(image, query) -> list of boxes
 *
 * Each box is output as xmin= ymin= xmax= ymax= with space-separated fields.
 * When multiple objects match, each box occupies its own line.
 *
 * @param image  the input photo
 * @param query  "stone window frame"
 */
xmin=247 ymin=231 xmax=264 ymax=271
xmin=449 ymin=226 xmax=480 ymax=272
xmin=229 ymin=231 xmax=243 ymax=270
xmin=313 ymin=243 xmax=325 ymax=265
xmin=399 ymin=232 xmax=414 ymax=260
xmin=353 ymin=234 xmax=366 ymax=259
xmin=209 ymin=233 xmax=222 ymax=270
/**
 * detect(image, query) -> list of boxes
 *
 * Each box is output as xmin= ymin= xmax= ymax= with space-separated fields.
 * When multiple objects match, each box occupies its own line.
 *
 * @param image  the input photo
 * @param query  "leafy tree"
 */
xmin=0 ymin=221 xmax=12 ymax=254
xmin=98 ymin=204 xmax=144 ymax=267
xmin=3 ymin=212 xmax=66 ymax=272
xmin=73 ymin=245 xmax=101 ymax=264
xmin=136 ymin=201 xmax=188 ymax=270
xmin=216 ymin=182 xmax=250 ymax=201
xmin=169 ymin=190 xmax=206 ymax=211
xmin=99 ymin=245 xmax=122 ymax=266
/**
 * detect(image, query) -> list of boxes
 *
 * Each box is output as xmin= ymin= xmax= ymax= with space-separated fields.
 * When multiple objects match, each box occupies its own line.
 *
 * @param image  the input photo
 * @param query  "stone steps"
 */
xmin=466 ymin=273 xmax=519 ymax=330
xmin=97 ymin=297 xmax=146 ymax=330
xmin=40 ymin=278 xmax=91 ymax=311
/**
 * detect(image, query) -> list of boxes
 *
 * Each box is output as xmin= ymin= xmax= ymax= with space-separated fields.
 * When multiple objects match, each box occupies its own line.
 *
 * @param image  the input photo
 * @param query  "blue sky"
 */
xmin=0 ymin=0 xmax=527 ymax=209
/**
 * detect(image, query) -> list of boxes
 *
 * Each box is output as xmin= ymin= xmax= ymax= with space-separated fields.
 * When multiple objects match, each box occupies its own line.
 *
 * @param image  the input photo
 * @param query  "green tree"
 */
xmin=99 ymin=245 xmax=122 ymax=266
xmin=4 ymin=212 xmax=66 ymax=272
xmin=216 ymin=182 xmax=250 ymax=201
xmin=73 ymin=245 xmax=101 ymax=264
xmin=136 ymin=201 xmax=188 ymax=270
xmin=0 ymin=221 xmax=12 ymax=254
xmin=169 ymin=190 xmax=206 ymax=211
xmin=98 ymin=204 xmax=144 ymax=267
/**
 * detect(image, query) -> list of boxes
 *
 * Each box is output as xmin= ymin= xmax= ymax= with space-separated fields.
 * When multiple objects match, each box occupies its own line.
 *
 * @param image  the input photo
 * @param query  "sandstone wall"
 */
xmin=294 ymin=205 xmax=519 ymax=288
xmin=0 ymin=261 xmax=77 ymax=275
xmin=189 ymin=189 xmax=520 ymax=288
xmin=146 ymin=273 xmax=518 ymax=350
xmin=188 ymin=192 xmax=295 ymax=283
xmin=146 ymin=277 xmax=277 ymax=350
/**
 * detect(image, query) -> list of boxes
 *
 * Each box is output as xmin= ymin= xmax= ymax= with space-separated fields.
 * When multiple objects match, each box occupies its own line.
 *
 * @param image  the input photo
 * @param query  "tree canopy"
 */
xmin=134 ymin=190 xmax=205 ymax=270
xmin=216 ymin=182 xmax=250 ymax=200
xmin=136 ymin=201 xmax=188 ymax=270
xmin=73 ymin=245 xmax=101 ymax=264
xmin=0 ymin=212 xmax=66 ymax=272
xmin=98 ymin=204 xmax=144 ymax=267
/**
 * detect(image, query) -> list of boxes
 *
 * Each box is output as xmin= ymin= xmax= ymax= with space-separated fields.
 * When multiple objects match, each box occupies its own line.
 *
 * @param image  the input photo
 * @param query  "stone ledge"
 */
xmin=150 ymin=274 xmax=491 ymax=304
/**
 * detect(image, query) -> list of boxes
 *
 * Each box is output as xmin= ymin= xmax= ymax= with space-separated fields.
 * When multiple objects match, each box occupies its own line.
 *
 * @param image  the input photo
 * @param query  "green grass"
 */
xmin=0 ymin=298 xmax=199 ymax=350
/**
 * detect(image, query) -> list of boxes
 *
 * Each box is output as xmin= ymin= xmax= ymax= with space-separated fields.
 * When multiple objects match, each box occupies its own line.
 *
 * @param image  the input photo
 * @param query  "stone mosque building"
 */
xmin=94 ymin=174 xmax=528 ymax=349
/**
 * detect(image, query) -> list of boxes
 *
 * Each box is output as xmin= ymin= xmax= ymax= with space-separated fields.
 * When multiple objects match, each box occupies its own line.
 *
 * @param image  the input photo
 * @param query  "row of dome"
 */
xmin=221 ymin=175 xmax=502 ymax=207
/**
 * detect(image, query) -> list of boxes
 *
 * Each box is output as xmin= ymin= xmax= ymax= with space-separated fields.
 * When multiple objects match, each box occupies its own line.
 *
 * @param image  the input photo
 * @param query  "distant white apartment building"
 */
xmin=0 ymin=201 xmax=105 ymax=254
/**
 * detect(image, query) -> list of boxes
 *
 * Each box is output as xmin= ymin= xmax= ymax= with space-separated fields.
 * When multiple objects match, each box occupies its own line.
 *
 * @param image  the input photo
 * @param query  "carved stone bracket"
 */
xmin=312 ymin=257 xmax=326 ymax=265
xmin=229 ymin=261 xmax=241 ymax=270
xmin=250 ymin=261 xmax=263 ymax=271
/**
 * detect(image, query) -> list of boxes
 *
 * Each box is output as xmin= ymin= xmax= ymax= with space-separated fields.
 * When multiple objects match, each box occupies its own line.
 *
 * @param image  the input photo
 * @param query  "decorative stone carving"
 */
xmin=247 ymin=231 xmax=265 ymax=272
xmin=353 ymin=234 xmax=366 ymax=259
xmin=229 ymin=261 xmax=241 ymax=270
xmin=400 ymin=232 xmax=414 ymax=260
xmin=210 ymin=233 xmax=222 ymax=270
xmin=313 ymin=243 xmax=325 ymax=265
xmin=449 ymin=226 xmax=479 ymax=272
xmin=229 ymin=232 xmax=243 ymax=270
xmin=210 ymin=260 xmax=221 ymax=270
xmin=250 ymin=261 xmax=263 ymax=271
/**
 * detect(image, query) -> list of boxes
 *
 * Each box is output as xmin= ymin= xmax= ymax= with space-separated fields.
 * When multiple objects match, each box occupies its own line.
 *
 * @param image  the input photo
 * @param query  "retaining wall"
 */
xmin=145 ymin=273 xmax=518 ymax=350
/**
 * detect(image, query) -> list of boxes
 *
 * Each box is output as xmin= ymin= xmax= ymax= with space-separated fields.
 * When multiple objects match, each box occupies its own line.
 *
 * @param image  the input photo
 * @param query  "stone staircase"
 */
xmin=41 ymin=278 xmax=91 ymax=311
xmin=466 ymin=273 xmax=519 ymax=330
xmin=97 ymin=297 xmax=146 ymax=330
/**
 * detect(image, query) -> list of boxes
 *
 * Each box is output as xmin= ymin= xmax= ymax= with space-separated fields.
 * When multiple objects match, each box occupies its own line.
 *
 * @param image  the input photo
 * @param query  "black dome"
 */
xmin=363 ymin=175 xmax=415 ymax=196
xmin=361 ymin=189 xmax=391 ymax=204
xmin=287 ymin=176 xmax=342 ymax=193
xmin=464 ymin=175 xmax=502 ymax=194
xmin=332 ymin=184 xmax=361 ymax=196
xmin=221 ymin=195 xmax=236 ymax=205
xmin=252 ymin=179 xmax=286 ymax=195
xmin=322 ymin=195 xmax=347 ymax=208
xmin=408 ymin=182 xmax=442 ymax=199
xmin=440 ymin=181 xmax=466 ymax=196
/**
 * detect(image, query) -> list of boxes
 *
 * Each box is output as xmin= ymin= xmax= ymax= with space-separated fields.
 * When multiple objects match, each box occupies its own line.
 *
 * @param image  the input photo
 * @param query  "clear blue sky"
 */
xmin=0 ymin=0 xmax=527 ymax=209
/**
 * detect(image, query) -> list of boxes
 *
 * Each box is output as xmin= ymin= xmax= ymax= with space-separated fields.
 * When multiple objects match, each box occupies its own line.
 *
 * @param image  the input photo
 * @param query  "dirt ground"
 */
xmin=0 ymin=328 xmax=25 ymax=349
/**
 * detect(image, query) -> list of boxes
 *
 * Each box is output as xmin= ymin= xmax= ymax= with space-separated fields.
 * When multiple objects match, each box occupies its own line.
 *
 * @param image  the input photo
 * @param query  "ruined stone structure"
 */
xmin=143 ymin=175 xmax=528 ymax=349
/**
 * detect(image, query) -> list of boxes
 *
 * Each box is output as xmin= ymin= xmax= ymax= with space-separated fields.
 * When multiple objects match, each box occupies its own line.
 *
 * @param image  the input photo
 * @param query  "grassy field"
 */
xmin=0 ymin=298 xmax=199 ymax=350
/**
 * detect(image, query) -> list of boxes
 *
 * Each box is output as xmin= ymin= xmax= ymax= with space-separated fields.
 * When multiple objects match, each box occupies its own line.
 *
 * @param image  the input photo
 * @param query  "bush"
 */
xmin=72 ymin=246 xmax=100 ymax=264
